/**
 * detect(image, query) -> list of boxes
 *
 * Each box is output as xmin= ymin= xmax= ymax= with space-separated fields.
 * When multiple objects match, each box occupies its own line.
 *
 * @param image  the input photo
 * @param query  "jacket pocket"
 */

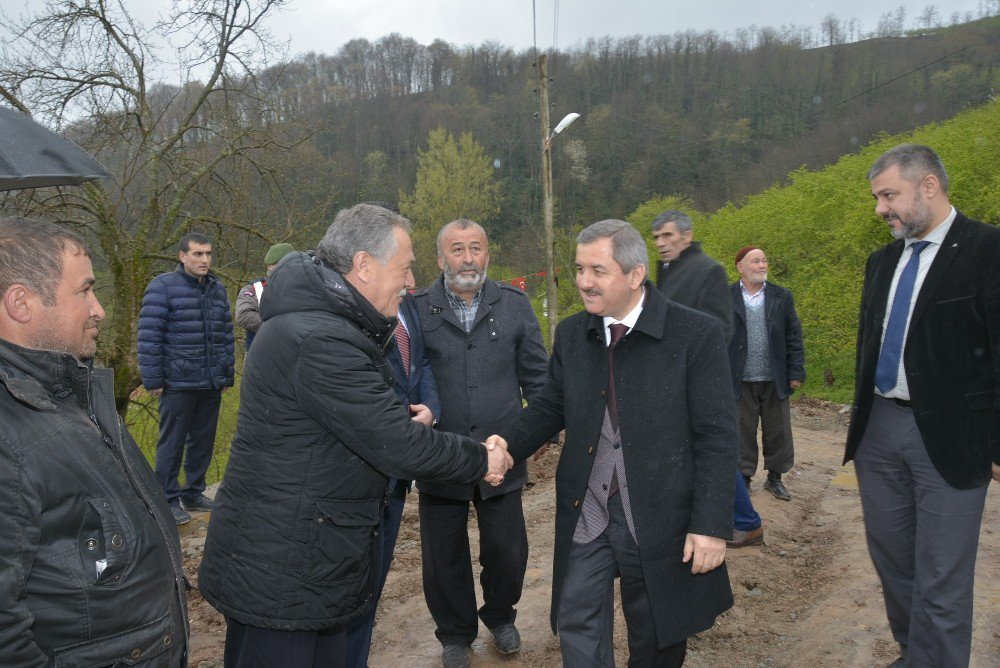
xmin=53 ymin=611 xmax=175 ymax=667
xmin=166 ymin=347 xmax=203 ymax=381
xmin=301 ymin=499 xmax=380 ymax=585
xmin=965 ymin=391 xmax=993 ymax=410
xmin=936 ymin=292 xmax=975 ymax=305
xmin=77 ymin=497 xmax=133 ymax=587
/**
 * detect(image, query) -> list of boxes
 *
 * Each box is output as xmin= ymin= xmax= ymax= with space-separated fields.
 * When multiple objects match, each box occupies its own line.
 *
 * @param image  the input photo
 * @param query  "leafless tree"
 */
xmin=0 ymin=0 xmax=329 ymax=413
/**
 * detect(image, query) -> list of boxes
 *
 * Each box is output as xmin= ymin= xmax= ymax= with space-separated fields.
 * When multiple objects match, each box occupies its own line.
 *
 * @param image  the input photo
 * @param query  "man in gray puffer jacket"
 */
xmin=199 ymin=204 xmax=511 ymax=667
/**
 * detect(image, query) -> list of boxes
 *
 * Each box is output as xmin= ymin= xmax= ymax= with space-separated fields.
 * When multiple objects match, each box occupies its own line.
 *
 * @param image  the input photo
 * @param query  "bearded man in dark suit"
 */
xmin=845 ymin=144 xmax=1000 ymax=667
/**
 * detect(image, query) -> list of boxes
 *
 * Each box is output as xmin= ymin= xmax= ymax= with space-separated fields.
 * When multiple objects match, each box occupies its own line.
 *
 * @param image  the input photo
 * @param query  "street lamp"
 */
xmin=538 ymin=53 xmax=580 ymax=345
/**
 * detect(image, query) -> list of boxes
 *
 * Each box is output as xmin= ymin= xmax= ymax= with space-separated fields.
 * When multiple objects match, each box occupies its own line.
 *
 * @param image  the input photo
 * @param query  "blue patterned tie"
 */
xmin=874 ymin=240 xmax=930 ymax=393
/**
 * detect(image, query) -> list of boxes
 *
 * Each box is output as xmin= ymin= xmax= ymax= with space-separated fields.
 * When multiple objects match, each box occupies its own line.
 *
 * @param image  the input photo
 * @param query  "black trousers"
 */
xmin=418 ymin=487 xmax=528 ymax=646
xmin=559 ymin=493 xmax=687 ymax=667
xmin=154 ymin=388 xmax=221 ymax=505
xmin=737 ymin=380 xmax=794 ymax=477
xmin=224 ymin=618 xmax=346 ymax=668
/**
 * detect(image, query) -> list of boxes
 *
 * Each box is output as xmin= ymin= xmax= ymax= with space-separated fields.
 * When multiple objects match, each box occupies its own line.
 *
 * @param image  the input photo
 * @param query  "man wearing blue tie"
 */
xmin=845 ymin=144 xmax=1000 ymax=667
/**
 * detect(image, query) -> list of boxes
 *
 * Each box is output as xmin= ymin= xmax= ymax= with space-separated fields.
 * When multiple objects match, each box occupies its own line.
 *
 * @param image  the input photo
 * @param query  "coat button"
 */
xmin=111 ymin=534 xmax=123 ymax=549
xmin=573 ymin=499 xmax=580 ymax=508
xmin=163 ymin=635 xmax=172 ymax=647
xmin=470 ymin=425 xmax=477 ymax=432
xmin=85 ymin=538 xmax=99 ymax=551
xmin=467 ymin=343 xmax=475 ymax=350
xmin=587 ymin=447 xmax=594 ymax=454
xmin=600 ymin=390 xmax=607 ymax=398
xmin=131 ymin=649 xmax=142 ymax=659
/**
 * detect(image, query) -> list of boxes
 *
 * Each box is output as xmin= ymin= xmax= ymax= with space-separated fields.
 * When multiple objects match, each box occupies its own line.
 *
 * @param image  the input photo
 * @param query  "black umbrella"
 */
xmin=0 ymin=106 xmax=109 ymax=191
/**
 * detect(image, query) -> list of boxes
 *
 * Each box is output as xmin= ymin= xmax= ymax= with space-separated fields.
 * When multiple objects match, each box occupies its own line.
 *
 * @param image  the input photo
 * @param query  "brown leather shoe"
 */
xmin=727 ymin=525 xmax=764 ymax=548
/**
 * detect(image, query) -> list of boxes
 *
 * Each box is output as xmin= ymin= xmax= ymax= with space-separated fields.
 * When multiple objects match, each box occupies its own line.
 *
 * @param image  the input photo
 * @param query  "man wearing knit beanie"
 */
xmin=236 ymin=243 xmax=295 ymax=350
xmin=727 ymin=245 xmax=805 ymax=502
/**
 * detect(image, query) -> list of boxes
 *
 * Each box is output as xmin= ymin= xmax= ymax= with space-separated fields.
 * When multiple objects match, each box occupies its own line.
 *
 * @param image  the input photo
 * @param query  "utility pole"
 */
xmin=538 ymin=53 xmax=557 ymax=345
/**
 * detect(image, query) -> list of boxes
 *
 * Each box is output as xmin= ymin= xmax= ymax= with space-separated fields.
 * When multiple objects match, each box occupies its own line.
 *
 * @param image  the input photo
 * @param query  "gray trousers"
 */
xmin=738 ymin=381 xmax=794 ymax=477
xmin=558 ymin=494 xmax=686 ymax=668
xmin=855 ymin=397 xmax=988 ymax=667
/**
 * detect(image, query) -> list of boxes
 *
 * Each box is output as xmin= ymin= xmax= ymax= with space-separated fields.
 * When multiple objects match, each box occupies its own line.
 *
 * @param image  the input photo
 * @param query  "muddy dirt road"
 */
xmin=181 ymin=401 xmax=999 ymax=667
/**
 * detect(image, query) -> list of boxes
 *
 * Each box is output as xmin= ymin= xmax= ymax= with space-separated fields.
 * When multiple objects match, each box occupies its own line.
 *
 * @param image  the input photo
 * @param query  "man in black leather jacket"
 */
xmin=0 ymin=217 xmax=188 ymax=667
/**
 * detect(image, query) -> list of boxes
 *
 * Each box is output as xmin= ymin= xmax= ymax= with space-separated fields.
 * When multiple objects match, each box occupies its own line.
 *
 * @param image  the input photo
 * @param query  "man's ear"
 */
xmin=2 ymin=285 xmax=35 ymax=324
xmin=437 ymin=255 xmax=445 ymax=272
xmin=629 ymin=264 xmax=647 ymax=290
xmin=921 ymin=173 xmax=941 ymax=199
xmin=352 ymin=251 xmax=372 ymax=284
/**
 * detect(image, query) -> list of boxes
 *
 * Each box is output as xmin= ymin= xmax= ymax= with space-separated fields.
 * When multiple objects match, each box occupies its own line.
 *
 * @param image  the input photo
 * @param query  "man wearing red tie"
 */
xmin=489 ymin=219 xmax=736 ymax=666
xmin=845 ymin=144 xmax=1000 ymax=667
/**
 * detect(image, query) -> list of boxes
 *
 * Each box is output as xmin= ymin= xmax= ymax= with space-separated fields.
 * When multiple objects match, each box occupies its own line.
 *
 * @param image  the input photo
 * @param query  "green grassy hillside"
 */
xmin=631 ymin=101 xmax=1000 ymax=403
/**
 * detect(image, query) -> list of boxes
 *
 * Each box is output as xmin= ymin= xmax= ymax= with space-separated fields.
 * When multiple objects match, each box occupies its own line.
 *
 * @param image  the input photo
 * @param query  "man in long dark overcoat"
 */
xmin=491 ymin=219 xmax=736 ymax=666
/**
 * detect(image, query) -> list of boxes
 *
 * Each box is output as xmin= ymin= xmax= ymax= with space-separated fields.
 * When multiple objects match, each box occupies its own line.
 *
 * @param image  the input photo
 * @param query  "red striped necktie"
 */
xmin=395 ymin=322 xmax=411 ymax=378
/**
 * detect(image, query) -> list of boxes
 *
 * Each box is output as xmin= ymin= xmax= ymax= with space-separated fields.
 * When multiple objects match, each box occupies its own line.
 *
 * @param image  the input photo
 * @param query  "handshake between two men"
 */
xmin=483 ymin=435 xmax=514 ymax=486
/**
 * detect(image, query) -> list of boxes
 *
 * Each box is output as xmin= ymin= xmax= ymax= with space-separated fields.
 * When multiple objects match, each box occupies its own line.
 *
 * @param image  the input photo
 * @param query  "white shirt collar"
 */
xmin=908 ymin=206 xmax=955 ymax=248
xmin=602 ymin=289 xmax=645 ymax=344
xmin=740 ymin=279 xmax=766 ymax=298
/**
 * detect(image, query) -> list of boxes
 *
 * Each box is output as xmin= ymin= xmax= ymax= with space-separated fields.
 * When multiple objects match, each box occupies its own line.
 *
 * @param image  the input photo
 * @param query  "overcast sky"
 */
xmin=260 ymin=0 xmax=985 ymax=53
xmin=12 ymin=1 xmax=989 ymax=62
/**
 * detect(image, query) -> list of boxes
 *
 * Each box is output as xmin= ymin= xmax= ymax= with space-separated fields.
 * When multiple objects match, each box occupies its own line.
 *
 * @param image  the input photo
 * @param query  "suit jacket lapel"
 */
xmin=427 ymin=276 xmax=466 ymax=333
xmin=907 ymin=214 xmax=967 ymax=337
xmin=732 ymin=283 xmax=747 ymax=324
xmin=764 ymin=283 xmax=779 ymax=322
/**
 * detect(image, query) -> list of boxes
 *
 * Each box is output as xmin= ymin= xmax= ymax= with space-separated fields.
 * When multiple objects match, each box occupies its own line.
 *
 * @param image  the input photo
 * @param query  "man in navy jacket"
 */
xmin=138 ymin=232 xmax=234 ymax=525
xmin=345 ymin=290 xmax=441 ymax=667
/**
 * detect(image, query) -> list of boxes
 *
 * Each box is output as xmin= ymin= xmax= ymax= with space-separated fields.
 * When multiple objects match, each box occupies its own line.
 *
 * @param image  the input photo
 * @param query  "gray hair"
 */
xmin=651 ymin=209 xmax=693 ymax=233
xmin=577 ymin=219 xmax=649 ymax=274
xmin=868 ymin=144 xmax=949 ymax=193
xmin=0 ymin=217 xmax=90 ymax=307
xmin=316 ymin=204 xmax=413 ymax=273
xmin=436 ymin=219 xmax=487 ymax=256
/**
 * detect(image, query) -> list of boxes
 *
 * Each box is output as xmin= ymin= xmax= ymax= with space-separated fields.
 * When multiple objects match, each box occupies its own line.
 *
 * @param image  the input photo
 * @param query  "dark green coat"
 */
xmin=500 ymin=284 xmax=736 ymax=647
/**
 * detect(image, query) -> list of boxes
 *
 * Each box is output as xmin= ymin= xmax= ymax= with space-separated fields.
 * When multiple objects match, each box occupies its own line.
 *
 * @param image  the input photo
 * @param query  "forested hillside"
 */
xmin=258 ymin=14 xmax=998 ymax=259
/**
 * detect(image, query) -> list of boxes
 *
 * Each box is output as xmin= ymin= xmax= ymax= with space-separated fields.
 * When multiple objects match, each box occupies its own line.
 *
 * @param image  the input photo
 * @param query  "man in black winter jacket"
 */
xmin=199 ymin=204 xmax=512 ymax=668
xmin=0 ymin=217 xmax=188 ymax=667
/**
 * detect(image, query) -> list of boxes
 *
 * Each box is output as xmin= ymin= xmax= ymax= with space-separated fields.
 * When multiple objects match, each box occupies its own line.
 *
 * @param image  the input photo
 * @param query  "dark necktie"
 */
xmin=874 ymin=240 xmax=930 ymax=393
xmin=395 ymin=322 xmax=411 ymax=378
xmin=606 ymin=323 xmax=628 ymax=429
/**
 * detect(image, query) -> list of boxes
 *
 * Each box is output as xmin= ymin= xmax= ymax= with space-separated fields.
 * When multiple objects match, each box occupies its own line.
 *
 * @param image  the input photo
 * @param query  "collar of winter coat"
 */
xmin=426 ymin=273 xmax=501 ymax=310
xmin=173 ymin=263 xmax=220 ymax=286
xmin=0 ymin=337 xmax=95 ymax=412
xmin=585 ymin=281 xmax=667 ymax=342
xmin=677 ymin=241 xmax=704 ymax=262
xmin=259 ymin=250 xmax=398 ymax=352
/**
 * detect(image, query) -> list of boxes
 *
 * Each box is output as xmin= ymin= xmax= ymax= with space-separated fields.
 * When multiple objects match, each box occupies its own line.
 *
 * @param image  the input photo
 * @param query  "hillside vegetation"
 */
xmin=630 ymin=101 xmax=1000 ymax=404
